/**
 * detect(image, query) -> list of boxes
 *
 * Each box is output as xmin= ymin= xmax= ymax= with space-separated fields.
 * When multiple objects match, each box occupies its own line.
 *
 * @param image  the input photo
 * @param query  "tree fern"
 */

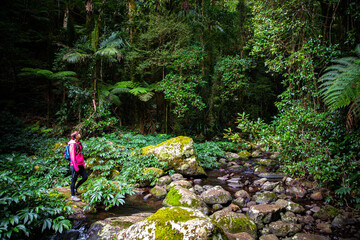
xmin=319 ymin=44 xmax=360 ymax=130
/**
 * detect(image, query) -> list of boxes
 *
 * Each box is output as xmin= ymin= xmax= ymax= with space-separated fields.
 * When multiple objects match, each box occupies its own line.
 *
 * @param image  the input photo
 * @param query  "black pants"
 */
xmin=70 ymin=165 xmax=88 ymax=196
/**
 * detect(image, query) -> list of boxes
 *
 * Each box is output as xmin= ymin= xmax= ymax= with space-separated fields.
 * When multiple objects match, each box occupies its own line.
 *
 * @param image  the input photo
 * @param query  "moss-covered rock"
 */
xmin=144 ymin=167 xmax=164 ymax=177
xmin=253 ymin=191 xmax=278 ymax=204
xmin=313 ymin=205 xmax=341 ymax=221
xmin=163 ymin=186 xmax=209 ymax=214
xmin=238 ymin=150 xmax=251 ymax=159
xmin=117 ymin=207 xmax=228 ymax=240
xmin=157 ymin=175 xmax=172 ymax=186
xmin=210 ymin=208 xmax=257 ymax=238
xmin=150 ymin=186 xmax=167 ymax=199
xmin=142 ymin=136 xmax=206 ymax=177
xmin=166 ymin=180 xmax=193 ymax=191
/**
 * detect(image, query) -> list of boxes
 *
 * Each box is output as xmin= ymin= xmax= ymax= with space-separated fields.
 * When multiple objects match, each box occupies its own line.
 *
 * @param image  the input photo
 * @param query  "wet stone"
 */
xmin=258 ymin=173 xmax=286 ymax=180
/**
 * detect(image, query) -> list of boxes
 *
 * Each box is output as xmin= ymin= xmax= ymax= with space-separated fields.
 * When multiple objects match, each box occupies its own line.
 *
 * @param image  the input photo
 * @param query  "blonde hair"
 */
xmin=71 ymin=131 xmax=79 ymax=140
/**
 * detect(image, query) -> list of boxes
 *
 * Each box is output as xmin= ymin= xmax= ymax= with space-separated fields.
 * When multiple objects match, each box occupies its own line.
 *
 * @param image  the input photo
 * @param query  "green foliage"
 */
xmin=160 ymin=45 xmax=207 ymax=118
xmin=82 ymin=178 xmax=134 ymax=211
xmin=195 ymin=142 xmax=224 ymax=169
xmin=224 ymin=112 xmax=274 ymax=145
xmin=320 ymin=44 xmax=360 ymax=129
xmin=214 ymin=56 xmax=252 ymax=102
xmin=0 ymin=153 xmax=72 ymax=239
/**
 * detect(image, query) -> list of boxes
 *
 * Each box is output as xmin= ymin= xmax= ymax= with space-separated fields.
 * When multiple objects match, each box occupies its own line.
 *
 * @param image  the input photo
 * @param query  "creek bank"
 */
xmin=57 ymin=141 xmax=360 ymax=240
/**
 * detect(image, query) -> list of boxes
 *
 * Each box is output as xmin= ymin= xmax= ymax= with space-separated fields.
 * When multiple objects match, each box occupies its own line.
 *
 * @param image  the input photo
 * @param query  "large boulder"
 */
xmin=142 ymin=136 xmax=206 ymax=176
xmin=163 ymin=186 xmax=209 ymax=215
xmin=87 ymin=213 xmax=151 ymax=240
xmin=117 ymin=207 xmax=227 ymax=240
xmin=210 ymin=208 xmax=257 ymax=238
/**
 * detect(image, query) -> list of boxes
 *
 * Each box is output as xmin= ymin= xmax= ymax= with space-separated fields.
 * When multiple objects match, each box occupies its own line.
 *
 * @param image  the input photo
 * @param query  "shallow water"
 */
xmin=49 ymin=156 xmax=360 ymax=240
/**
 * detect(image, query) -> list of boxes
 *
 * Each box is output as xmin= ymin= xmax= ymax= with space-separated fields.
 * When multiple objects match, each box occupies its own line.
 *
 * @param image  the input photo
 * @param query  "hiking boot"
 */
xmin=70 ymin=196 xmax=81 ymax=202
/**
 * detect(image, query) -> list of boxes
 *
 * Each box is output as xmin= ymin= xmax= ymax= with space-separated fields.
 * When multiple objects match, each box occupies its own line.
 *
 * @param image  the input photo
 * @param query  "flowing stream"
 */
xmin=48 ymin=154 xmax=360 ymax=240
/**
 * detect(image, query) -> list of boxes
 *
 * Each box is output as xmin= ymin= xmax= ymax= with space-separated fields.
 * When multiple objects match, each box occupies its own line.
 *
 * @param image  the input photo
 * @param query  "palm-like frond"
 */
xmin=18 ymin=68 xmax=77 ymax=81
xmin=319 ymin=44 xmax=360 ymax=130
xmin=63 ymin=51 xmax=91 ymax=63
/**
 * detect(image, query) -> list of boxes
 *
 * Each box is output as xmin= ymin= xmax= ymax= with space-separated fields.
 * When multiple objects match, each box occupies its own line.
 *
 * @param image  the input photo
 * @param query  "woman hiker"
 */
xmin=68 ymin=131 xmax=88 ymax=202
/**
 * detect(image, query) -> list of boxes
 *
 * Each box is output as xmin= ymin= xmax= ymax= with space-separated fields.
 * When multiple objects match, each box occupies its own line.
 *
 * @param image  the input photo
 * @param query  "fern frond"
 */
xmin=100 ymin=32 xmax=126 ymax=49
xmin=109 ymin=94 xmax=122 ymax=106
xmin=52 ymin=71 xmax=77 ymax=79
xmin=63 ymin=51 xmax=90 ymax=63
xmin=111 ymin=87 xmax=130 ymax=94
xmin=95 ymin=47 xmax=121 ymax=61
xmin=138 ymin=92 xmax=155 ymax=102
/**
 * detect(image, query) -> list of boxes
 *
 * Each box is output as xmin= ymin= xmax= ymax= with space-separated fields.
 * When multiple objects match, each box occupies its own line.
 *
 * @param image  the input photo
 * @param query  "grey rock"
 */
xmin=286 ymin=187 xmax=307 ymax=198
xmin=235 ymin=190 xmax=251 ymax=200
xmin=248 ymin=204 xmax=282 ymax=224
xmin=281 ymin=211 xmax=297 ymax=223
xmin=170 ymin=173 xmax=185 ymax=181
xmin=290 ymin=233 xmax=330 ymax=240
xmin=117 ymin=207 xmax=226 ymax=240
xmin=260 ymin=234 xmax=279 ymax=240
xmin=269 ymin=221 xmax=302 ymax=237
xmin=166 ymin=179 xmax=192 ymax=190
xmin=253 ymin=191 xmax=278 ymax=204
xmin=262 ymin=181 xmax=279 ymax=191
xmin=232 ymin=197 xmax=246 ymax=208
xmin=157 ymin=175 xmax=172 ymax=186
xmin=201 ymin=187 xmax=232 ymax=205
xmin=258 ymin=173 xmax=286 ymax=180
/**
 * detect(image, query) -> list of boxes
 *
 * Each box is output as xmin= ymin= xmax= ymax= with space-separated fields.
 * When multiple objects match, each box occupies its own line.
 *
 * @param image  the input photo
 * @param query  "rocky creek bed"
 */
xmin=48 ymin=151 xmax=360 ymax=240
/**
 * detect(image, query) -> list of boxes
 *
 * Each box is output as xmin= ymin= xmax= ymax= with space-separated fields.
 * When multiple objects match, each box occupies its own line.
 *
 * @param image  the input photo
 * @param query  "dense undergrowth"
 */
xmin=0 ymin=112 xmax=239 ymax=239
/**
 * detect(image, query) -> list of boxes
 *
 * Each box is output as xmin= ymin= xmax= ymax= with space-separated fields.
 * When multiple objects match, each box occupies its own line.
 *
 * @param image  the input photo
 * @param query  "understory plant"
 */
xmin=0 ymin=154 xmax=72 ymax=239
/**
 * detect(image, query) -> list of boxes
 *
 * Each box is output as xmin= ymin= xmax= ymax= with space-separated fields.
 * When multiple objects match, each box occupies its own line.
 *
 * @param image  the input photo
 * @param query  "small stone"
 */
xmin=260 ymin=234 xmax=279 ymax=240
xmin=193 ymin=179 xmax=202 ymax=184
xmin=273 ymin=184 xmax=285 ymax=193
xmin=212 ymin=204 xmax=223 ymax=211
xmin=286 ymin=186 xmax=307 ymax=198
xmin=310 ymin=206 xmax=320 ymax=213
xmin=203 ymin=185 xmax=213 ymax=191
xmin=143 ymin=193 xmax=152 ymax=200
xmin=166 ymin=180 xmax=192 ymax=190
xmin=226 ymin=232 xmax=255 ymax=240
xmin=245 ymin=180 xmax=251 ymax=186
xmin=217 ymin=176 xmax=228 ymax=181
xmin=157 ymin=175 xmax=172 ymax=186
xmin=310 ymin=192 xmax=323 ymax=201
xmin=247 ymin=201 xmax=257 ymax=207
xmin=262 ymin=181 xmax=279 ymax=191
xmin=233 ymin=197 xmax=246 ymax=208
xmin=170 ymin=173 xmax=184 ymax=181
xmin=269 ymin=221 xmax=302 ymax=237
xmin=193 ymin=184 xmax=204 ymax=195
xmin=313 ymin=205 xmax=341 ymax=221
xmin=235 ymin=190 xmax=251 ymax=200
xmin=317 ymin=222 xmax=332 ymax=234
xmin=254 ymin=178 xmax=268 ymax=186
xmin=291 ymin=233 xmax=330 ymax=240
xmin=253 ymin=191 xmax=278 ymax=204
xmin=281 ymin=211 xmax=297 ymax=223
